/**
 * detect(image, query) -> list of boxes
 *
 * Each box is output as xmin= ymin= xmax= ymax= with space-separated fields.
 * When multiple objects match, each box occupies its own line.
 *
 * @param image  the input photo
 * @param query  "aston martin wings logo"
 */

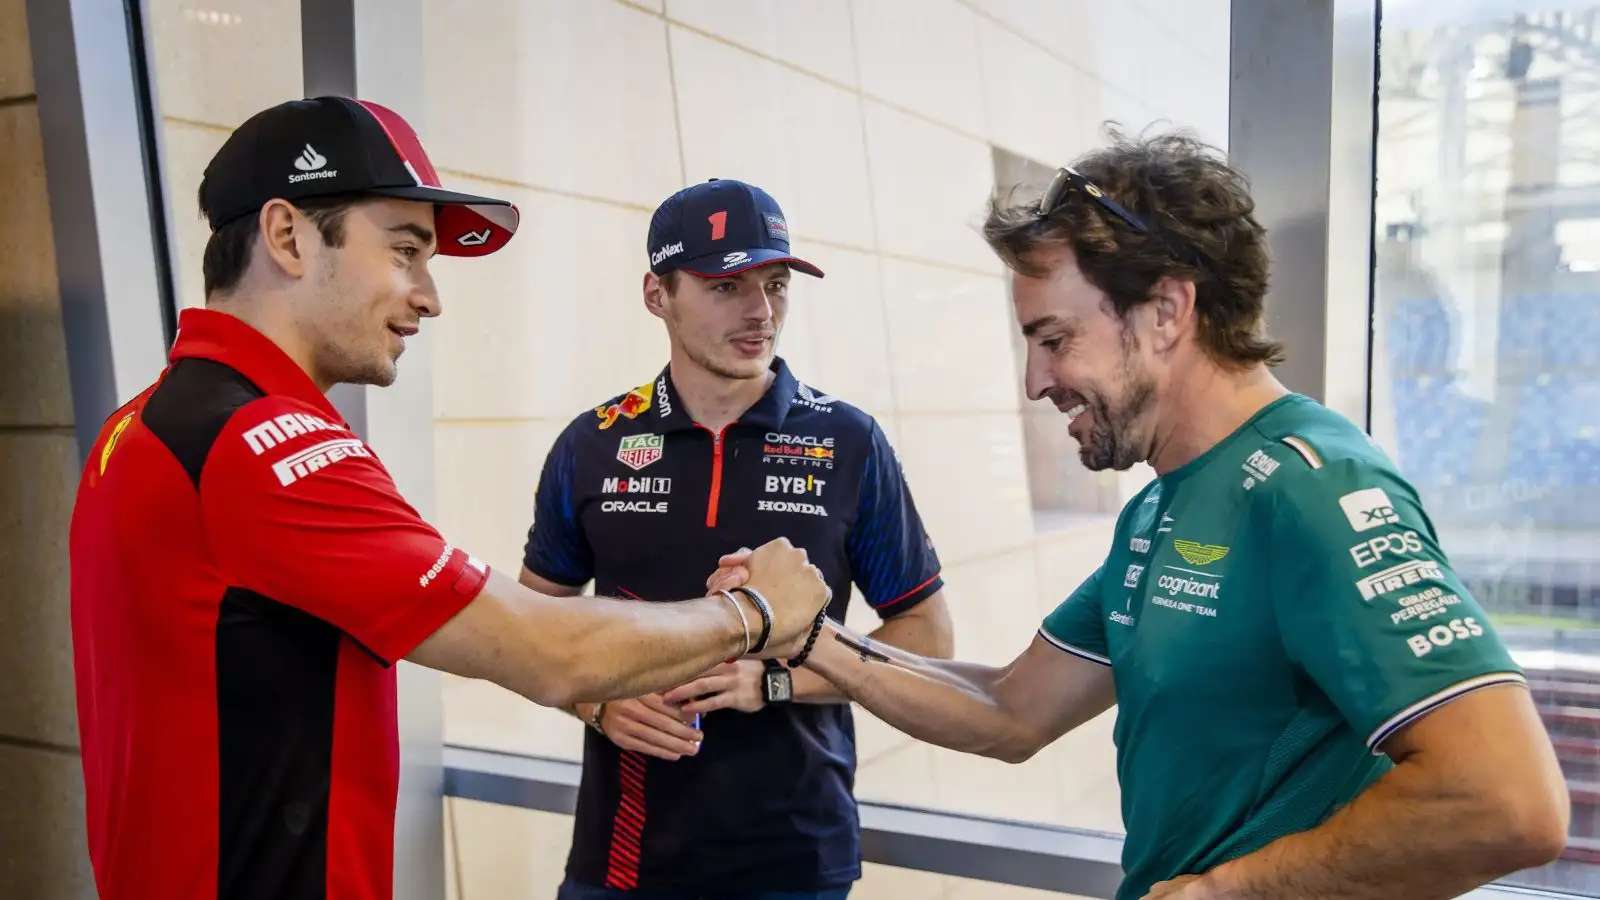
xmin=1173 ymin=540 xmax=1229 ymax=566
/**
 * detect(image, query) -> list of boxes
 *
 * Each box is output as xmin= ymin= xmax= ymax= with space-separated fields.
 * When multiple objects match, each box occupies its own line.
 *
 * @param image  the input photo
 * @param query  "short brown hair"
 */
xmin=199 ymin=191 xmax=362 ymax=296
xmin=984 ymin=128 xmax=1282 ymax=369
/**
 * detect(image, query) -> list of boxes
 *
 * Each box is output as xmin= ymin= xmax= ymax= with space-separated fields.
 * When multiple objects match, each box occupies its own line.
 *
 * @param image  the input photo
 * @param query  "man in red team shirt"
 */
xmin=68 ymin=95 xmax=831 ymax=900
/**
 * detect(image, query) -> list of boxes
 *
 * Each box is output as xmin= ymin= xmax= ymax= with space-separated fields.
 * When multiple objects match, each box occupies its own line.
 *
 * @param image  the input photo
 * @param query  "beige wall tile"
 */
xmin=422 ymin=0 xmax=683 ymax=208
xmin=0 ymin=433 xmax=80 ymax=749
xmin=863 ymin=101 xmax=1000 ymax=274
xmin=672 ymin=26 xmax=877 ymax=252
xmin=879 ymin=260 xmax=1015 ymax=414
xmin=442 ymin=675 xmax=584 ymax=761
xmin=850 ymin=0 xmax=986 ymax=138
xmin=158 ymin=121 xmax=229 ymax=311
xmin=1032 ymin=520 xmax=1120 ymax=619
xmin=428 ymin=179 xmax=666 ymax=422
xmin=894 ymin=413 xmax=1033 ymax=566
xmin=962 ymin=0 xmax=1100 ymax=78
xmin=855 ymin=739 xmax=939 ymax=809
xmin=977 ymin=20 xmax=1092 ymax=166
xmin=0 ymin=0 xmax=32 ymax=99
xmin=778 ymin=245 xmax=895 ymax=415
xmin=622 ymin=0 xmax=665 ymax=12
xmin=432 ymin=419 xmax=567 ymax=576
xmin=0 ymin=744 xmax=93 ymax=899
xmin=943 ymin=549 xmax=1046 ymax=665
xmin=0 ymin=103 xmax=71 ymax=429
xmin=947 ymin=871 xmax=1102 ymax=900
xmin=1047 ymin=707 xmax=1124 ymax=832
xmin=146 ymin=0 xmax=301 ymax=128
xmin=666 ymin=0 xmax=858 ymax=87
xmin=451 ymin=800 xmax=574 ymax=898
xmin=855 ymin=861 xmax=950 ymax=899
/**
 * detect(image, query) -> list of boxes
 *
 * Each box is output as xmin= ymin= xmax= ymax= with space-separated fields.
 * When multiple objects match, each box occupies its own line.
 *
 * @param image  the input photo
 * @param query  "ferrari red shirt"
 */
xmin=69 ymin=308 xmax=490 ymax=900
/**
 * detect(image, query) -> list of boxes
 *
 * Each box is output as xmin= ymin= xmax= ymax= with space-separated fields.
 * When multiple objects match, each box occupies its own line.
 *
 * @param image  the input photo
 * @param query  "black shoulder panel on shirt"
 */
xmin=142 ymin=358 xmax=266 ymax=488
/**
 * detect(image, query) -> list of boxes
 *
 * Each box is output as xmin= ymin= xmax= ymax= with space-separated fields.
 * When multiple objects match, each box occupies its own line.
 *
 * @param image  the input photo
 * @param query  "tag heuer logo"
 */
xmin=1173 ymin=540 xmax=1229 ymax=566
xmin=617 ymin=434 xmax=664 ymax=471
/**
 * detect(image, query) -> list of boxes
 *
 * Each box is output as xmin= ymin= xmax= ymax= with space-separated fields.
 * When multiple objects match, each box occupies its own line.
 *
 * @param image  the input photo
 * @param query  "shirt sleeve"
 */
xmin=1268 ymin=459 xmax=1526 ymax=753
xmin=201 ymin=396 xmax=489 ymax=666
xmin=521 ymin=423 xmax=594 ymax=588
xmin=1039 ymin=567 xmax=1111 ymax=666
xmin=846 ymin=419 xmax=944 ymax=617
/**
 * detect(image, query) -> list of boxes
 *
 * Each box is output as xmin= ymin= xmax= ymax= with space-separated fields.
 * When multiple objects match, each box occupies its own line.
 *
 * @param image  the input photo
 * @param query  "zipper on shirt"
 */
xmin=704 ymin=426 xmax=731 ymax=527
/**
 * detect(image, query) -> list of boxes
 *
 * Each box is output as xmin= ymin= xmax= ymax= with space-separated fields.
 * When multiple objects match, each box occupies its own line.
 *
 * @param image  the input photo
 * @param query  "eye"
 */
xmin=395 ymin=245 xmax=421 ymax=263
xmin=712 ymin=282 xmax=738 ymax=294
xmin=768 ymin=281 xmax=790 ymax=294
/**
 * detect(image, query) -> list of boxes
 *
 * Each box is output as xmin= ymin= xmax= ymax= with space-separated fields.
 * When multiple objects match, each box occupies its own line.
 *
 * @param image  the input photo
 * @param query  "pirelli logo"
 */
xmin=244 ymin=412 xmax=339 ymax=454
xmin=271 ymin=438 xmax=370 ymax=486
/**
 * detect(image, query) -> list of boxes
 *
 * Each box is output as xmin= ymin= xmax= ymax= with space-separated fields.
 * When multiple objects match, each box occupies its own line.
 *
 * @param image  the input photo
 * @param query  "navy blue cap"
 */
xmin=647 ymin=179 xmax=824 ymax=279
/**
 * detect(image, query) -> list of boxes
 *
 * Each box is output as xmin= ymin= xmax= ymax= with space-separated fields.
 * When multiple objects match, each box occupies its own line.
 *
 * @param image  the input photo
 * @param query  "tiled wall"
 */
xmin=418 ymin=2 xmax=1230 ymax=897
xmin=0 ymin=0 xmax=99 ymax=895
xmin=133 ymin=1 xmax=1230 ymax=896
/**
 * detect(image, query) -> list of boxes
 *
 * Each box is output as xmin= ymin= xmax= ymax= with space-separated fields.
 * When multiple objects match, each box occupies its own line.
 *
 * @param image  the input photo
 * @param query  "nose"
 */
xmin=1022 ymin=344 xmax=1053 ymax=403
xmin=412 ymin=268 xmax=441 ymax=319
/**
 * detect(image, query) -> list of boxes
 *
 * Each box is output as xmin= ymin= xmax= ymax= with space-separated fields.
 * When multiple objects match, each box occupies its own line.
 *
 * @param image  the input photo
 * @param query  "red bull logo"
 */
xmin=802 ymin=446 xmax=833 ymax=460
xmin=595 ymin=385 xmax=652 ymax=430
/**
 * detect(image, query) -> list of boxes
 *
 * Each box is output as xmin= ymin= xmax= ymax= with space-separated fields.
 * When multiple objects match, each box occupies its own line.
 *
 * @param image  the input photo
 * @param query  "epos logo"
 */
xmin=1349 ymin=530 xmax=1423 ymax=567
xmin=1340 ymin=487 xmax=1400 ymax=532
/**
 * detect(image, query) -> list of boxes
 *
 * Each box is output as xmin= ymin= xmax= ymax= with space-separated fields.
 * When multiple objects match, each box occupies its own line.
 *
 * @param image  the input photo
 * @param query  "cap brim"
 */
xmin=366 ymin=185 xmax=520 ymax=258
xmin=680 ymin=248 xmax=825 ymax=279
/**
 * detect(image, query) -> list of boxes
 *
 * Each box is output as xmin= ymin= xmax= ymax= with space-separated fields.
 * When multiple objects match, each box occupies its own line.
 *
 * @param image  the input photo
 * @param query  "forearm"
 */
xmin=1203 ymin=759 xmax=1545 ymax=899
xmin=801 ymin=621 xmax=1033 ymax=761
xmin=423 ymin=570 xmax=748 ymax=709
xmin=794 ymin=609 xmax=953 ymax=704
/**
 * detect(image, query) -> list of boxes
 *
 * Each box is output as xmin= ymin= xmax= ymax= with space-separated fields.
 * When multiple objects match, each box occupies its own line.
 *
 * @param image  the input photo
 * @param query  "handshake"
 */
xmin=701 ymin=538 xmax=832 ymax=661
xmin=582 ymin=539 xmax=833 ymax=762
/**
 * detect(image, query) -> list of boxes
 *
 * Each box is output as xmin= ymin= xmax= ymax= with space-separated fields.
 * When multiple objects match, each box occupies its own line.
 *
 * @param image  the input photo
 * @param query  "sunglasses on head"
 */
xmin=1037 ymin=166 xmax=1216 ymax=278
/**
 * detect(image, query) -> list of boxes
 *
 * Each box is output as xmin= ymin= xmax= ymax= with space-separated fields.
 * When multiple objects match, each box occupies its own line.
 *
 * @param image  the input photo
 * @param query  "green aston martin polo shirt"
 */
xmin=1040 ymin=393 xmax=1526 ymax=899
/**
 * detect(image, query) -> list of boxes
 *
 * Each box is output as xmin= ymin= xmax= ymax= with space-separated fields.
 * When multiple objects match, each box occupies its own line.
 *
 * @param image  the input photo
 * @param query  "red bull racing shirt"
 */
xmin=69 ymin=308 xmax=491 ymax=900
xmin=524 ymin=359 xmax=944 ymax=893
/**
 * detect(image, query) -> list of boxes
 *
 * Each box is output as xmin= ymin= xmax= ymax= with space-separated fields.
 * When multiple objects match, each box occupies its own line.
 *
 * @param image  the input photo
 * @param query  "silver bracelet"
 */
xmin=717 ymin=589 xmax=751 ymax=656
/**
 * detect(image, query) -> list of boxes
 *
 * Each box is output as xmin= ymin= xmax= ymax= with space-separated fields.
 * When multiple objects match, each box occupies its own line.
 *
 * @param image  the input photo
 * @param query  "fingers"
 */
xmin=661 ymin=673 xmax=736 ymax=706
xmin=636 ymin=694 xmax=700 ymax=732
xmin=659 ymin=677 xmax=716 ymax=706
xmin=680 ymin=690 xmax=740 ymax=716
xmin=705 ymin=567 xmax=749 ymax=595
xmin=609 ymin=728 xmax=693 ymax=761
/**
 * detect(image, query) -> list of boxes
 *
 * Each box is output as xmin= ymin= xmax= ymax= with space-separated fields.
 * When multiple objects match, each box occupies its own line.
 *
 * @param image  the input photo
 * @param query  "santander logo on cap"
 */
xmin=288 ymin=144 xmax=337 ymax=184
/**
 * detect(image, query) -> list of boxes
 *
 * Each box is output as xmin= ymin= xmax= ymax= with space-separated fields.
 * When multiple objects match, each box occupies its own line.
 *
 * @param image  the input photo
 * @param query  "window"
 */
xmin=1372 ymin=5 xmax=1600 ymax=893
xmin=144 ymin=0 xmax=304 ymax=311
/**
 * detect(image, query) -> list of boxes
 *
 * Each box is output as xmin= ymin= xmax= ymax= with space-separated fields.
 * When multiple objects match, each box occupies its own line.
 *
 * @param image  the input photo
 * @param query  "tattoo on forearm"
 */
xmin=834 ymin=631 xmax=890 ymax=663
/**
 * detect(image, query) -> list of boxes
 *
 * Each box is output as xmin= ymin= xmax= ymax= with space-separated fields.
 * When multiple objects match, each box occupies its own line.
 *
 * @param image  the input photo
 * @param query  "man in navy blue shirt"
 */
xmin=521 ymin=179 xmax=956 ymax=899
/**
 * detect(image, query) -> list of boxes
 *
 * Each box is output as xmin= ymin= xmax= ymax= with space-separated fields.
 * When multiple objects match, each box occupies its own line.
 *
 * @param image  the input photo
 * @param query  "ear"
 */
xmin=1146 ymin=275 xmax=1197 ymax=356
xmin=642 ymin=271 xmax=669 ymax=320
xmin=257 ymin=199 xmax=311 ymax=280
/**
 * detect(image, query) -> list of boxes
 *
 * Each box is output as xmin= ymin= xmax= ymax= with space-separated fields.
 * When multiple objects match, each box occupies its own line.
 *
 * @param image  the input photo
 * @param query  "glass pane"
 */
xmin=144 ymin=0 xmax=303 ymax=311
xmin=429 ymin=0 xmax=1230 ymax=862
xmin=1371 ymin=4 xmax=1600 ymax=893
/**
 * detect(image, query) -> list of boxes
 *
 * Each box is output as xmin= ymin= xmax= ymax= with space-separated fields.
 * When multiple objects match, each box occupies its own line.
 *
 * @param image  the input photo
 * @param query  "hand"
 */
xmin=705 ymin=548 xmax=752 ymax=596
xmin=1142 ymin=874 xmax=1210 ymax=899
xmin=660 ymin=661 xmax=765 ymax=715
xmin=737 ymin=538 xmax=829 ymax=659
xmin=595 ymin=695 xmax=703 ymax=761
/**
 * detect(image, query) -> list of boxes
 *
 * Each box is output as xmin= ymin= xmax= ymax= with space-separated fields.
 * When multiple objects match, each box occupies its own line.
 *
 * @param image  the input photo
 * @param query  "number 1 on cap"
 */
xmin=708 ymin=210 xmax=727 ymax=241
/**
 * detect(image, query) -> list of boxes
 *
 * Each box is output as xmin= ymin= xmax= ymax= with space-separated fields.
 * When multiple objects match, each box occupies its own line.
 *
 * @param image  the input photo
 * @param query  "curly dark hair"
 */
xmin=984 ymin=127 xmax=1283 ymax=369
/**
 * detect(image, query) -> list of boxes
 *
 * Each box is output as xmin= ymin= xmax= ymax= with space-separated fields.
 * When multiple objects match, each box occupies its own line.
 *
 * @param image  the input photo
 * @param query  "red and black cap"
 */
xmin=647 ymin=179 xmax=824 ymax=279
xmin=200 ymin=96 xmax=518 ymax=257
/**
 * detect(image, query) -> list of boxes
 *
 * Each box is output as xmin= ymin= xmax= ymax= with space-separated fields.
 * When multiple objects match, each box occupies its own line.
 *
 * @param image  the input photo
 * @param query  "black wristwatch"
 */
xmin=761 ymin=659 xmax=793 ymax=705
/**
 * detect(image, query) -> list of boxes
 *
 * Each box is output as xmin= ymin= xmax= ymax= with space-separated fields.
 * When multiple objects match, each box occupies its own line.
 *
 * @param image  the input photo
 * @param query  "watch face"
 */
xmin=766 ymin=671 xmax=793 ymax=703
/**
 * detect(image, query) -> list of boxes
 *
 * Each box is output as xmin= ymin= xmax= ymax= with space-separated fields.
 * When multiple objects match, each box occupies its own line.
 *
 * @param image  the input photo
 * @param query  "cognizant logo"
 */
xmin=1157 ymin=573 xmax=1220 ymax=600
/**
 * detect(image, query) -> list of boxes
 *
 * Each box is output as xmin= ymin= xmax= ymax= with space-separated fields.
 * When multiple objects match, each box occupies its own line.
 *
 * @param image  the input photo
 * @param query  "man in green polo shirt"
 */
xmin=709 ymin=133 xmax=1570 ymax=899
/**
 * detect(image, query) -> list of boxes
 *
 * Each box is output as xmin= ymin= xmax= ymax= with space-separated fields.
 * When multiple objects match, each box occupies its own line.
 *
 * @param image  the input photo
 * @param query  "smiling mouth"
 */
xmin=1064 ymin=403 xmax=1088 ymax=421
